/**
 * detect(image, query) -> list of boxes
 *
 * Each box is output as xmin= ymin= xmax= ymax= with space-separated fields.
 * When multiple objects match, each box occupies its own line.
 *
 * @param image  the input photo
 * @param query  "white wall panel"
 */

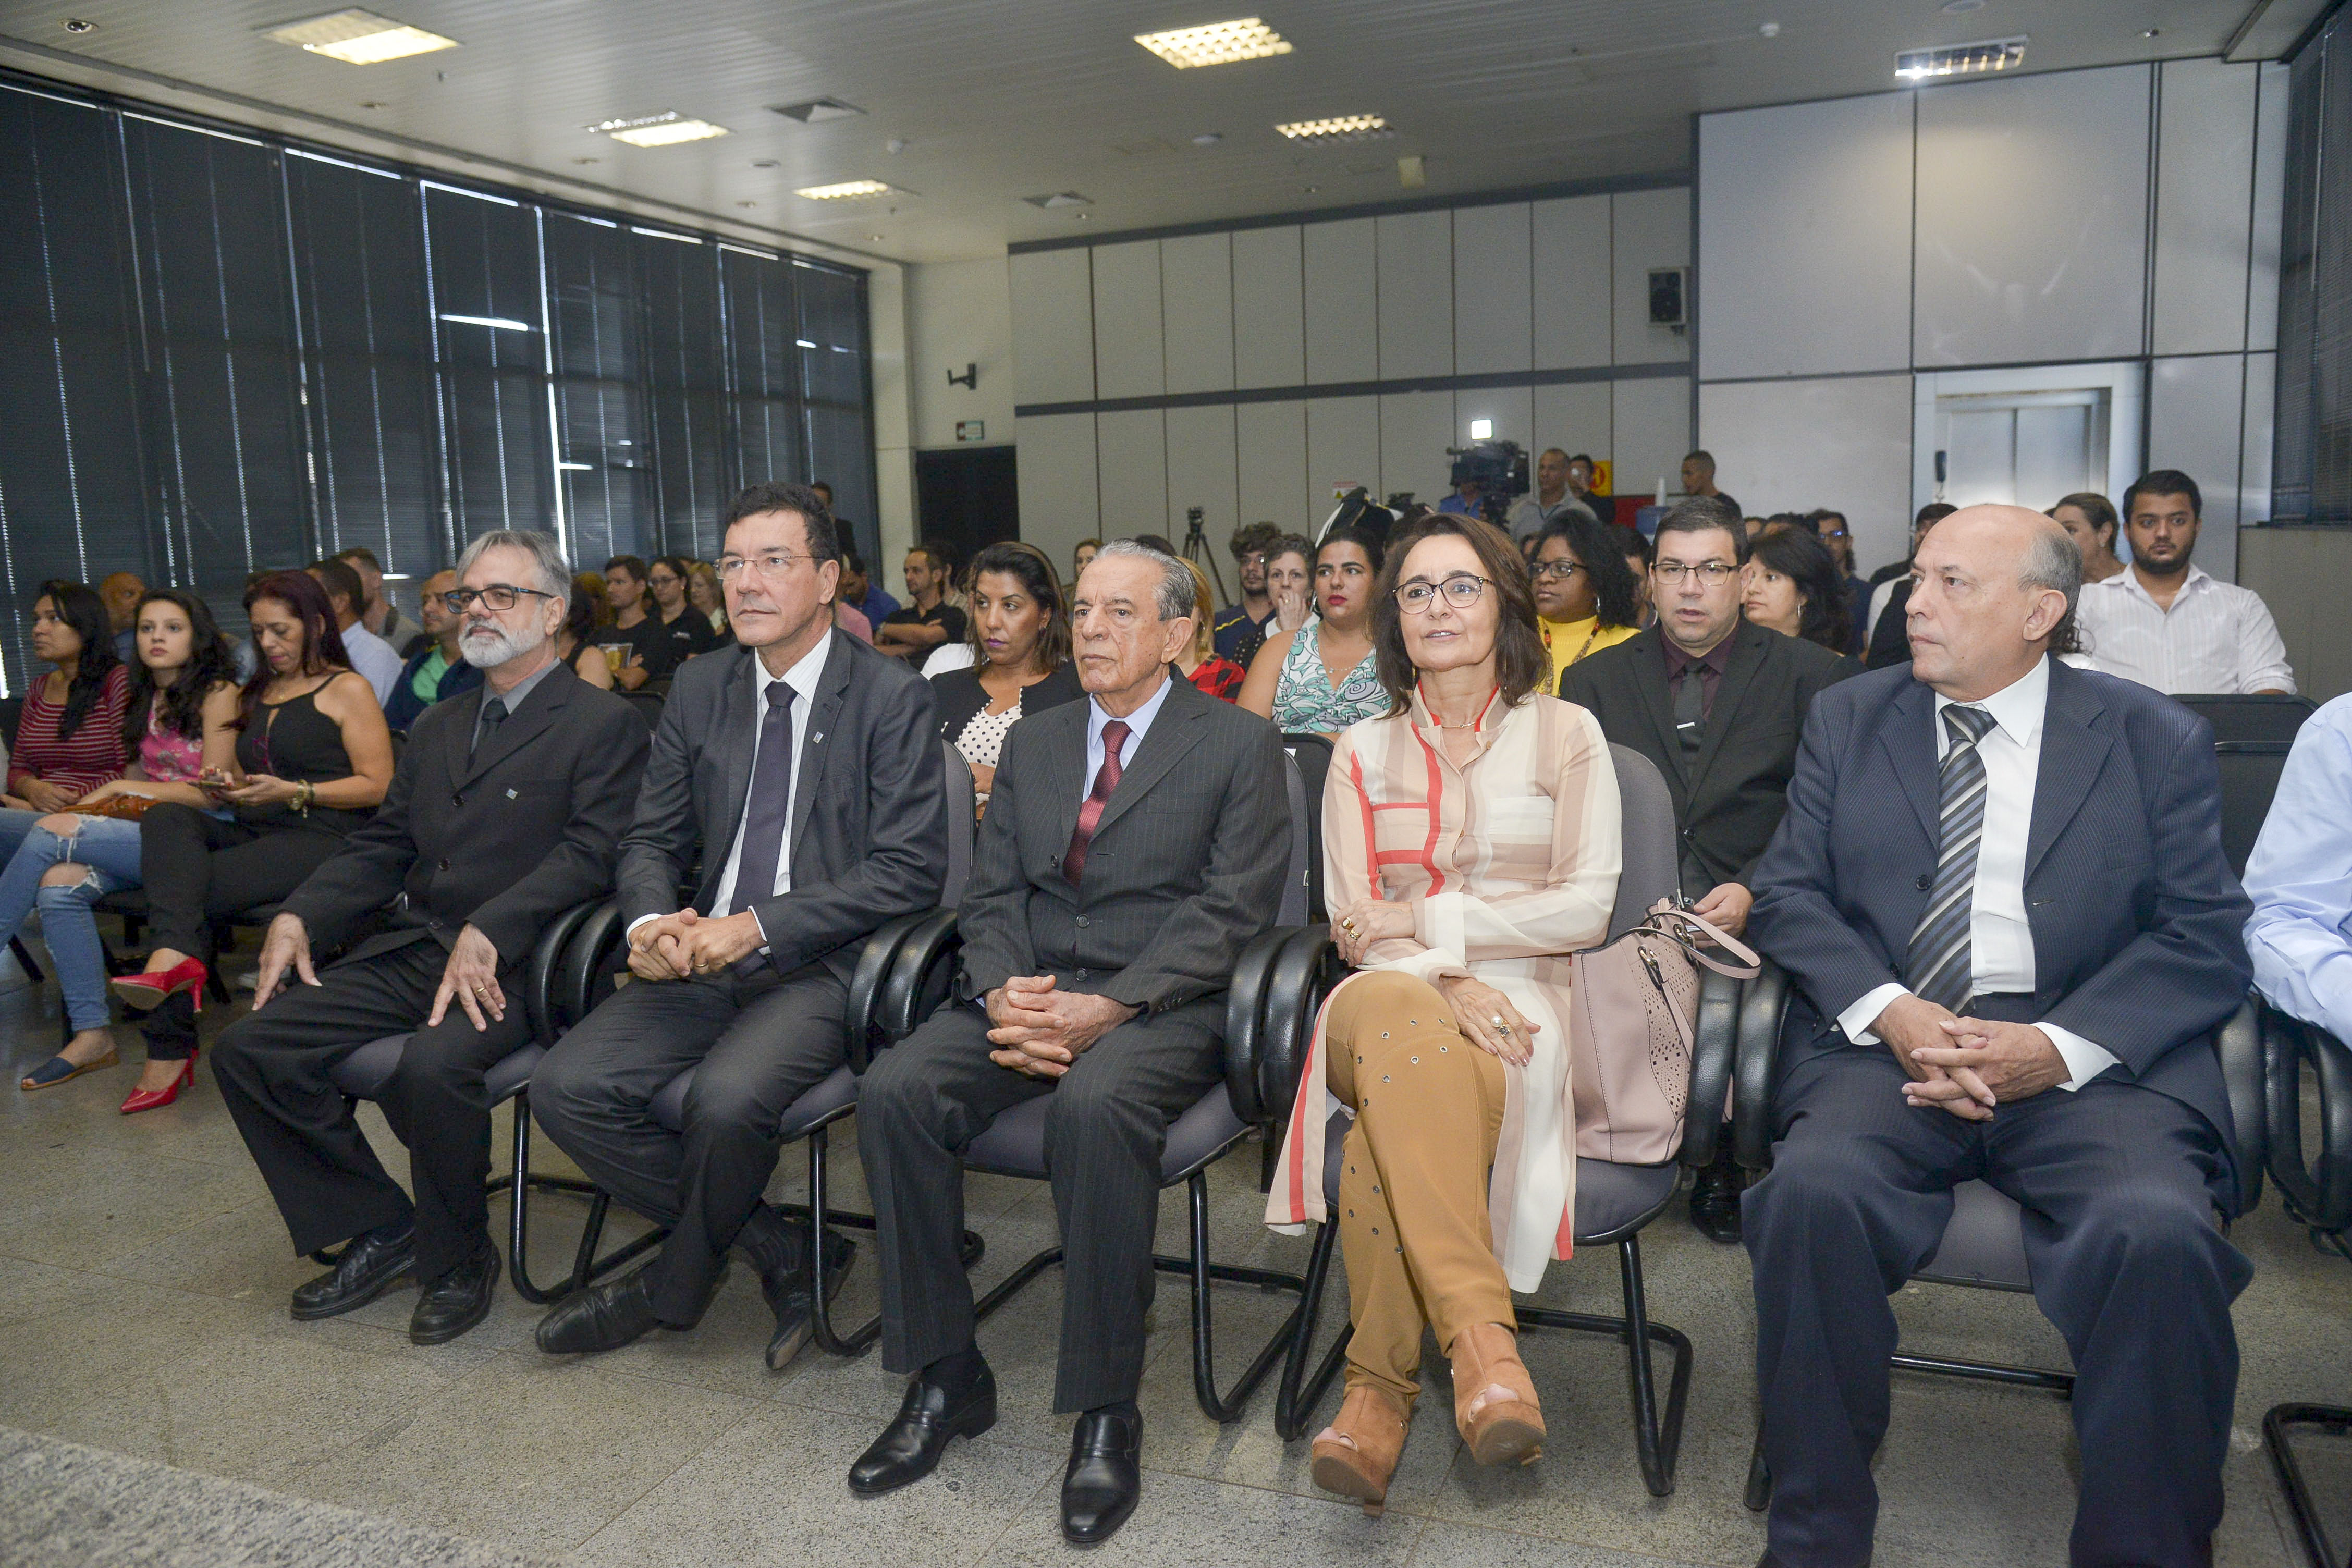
xmin=1700 ymin=374 xmax=1914 ymax=571
xmin=1303 ymin=218 xmax=1378 ymax=384
xmin=1009 ymin=249 xmax=1094 ymax=405
xmin=1094 ymin=408 xmax=1167 ymax=540
xmin=1611 ymin=376 xmax=1691 ymax=510
xmin=1914 ymin=66 xmax=2151 ymax=368
xmin=1232 ymin=226 xmax=1306 ymax=389
xmin=2249 ymin=63 xmax=2289 ymax=353
xmin=1379 ymin=390 xmax=1456 ymax=507
xmin=2150 ymin=354 xmax=2247 ymax=555
xmin=1236 ymin=400 xmax=1309 ymax=532
xmin=1163 ymin=403 xmax=1239 ymax=539
xmin=1161 ymin=233 xmax=1235 ymax=396
xmin=1014 ymin=412 xmax=1098 ymax=566
xmin=2153 ymin=58 xmax=2258 ymax=358
xmin=906 ymin=256 xmax=1014 ymax=450
xmin=1307 ymin=396 xmax=1381 ymax=522
xmin=1456 ymin=385 xmax=1534 ymax=458
xmin=1377 ymin=210 xmax=1456 ymax=380
xmin=1089 ymin=240 xmax=1165 ymax=402
xmin=2241 ymin=350 xmax=2275 ymax=529
xmin=1698 ymin=93 xmax=1915 ymax=381
xmin=1611 ymin=188 xmax=1690 ymax=367
xmin=1453 ymin=204 xmax=1532 ymax=375
xmin=1532 ymin=195 xmax=1613 ymax=370
xmin=1533 ymin=382 xmax=1615 ymax=499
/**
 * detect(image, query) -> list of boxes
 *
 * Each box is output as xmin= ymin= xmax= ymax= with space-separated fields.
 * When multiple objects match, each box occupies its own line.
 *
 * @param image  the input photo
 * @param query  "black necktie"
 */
xmin=1671 ymin=663 xmax=1706 ymax=764
xmin=730 ymin=682 xmax=798 ymax=915
xmin=471 ymin=696 xmax=507 ymax=763
xmin=1904 ymin=705 xmax=1998 ymax=1011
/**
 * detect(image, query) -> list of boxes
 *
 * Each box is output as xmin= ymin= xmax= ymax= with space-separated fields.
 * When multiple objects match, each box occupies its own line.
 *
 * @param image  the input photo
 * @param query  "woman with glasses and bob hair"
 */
xmin=1262 ymin=511 xmax=1623 ymax=1516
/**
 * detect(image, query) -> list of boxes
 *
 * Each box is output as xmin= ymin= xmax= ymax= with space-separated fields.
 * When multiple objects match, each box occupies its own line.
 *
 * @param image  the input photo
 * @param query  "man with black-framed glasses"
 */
xmin=1559 ymin=496 xmax=1854 ymax=1243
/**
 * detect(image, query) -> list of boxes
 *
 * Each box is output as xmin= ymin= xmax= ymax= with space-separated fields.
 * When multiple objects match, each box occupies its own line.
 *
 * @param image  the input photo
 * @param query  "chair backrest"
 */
xmin=622 ymin=689 xmax=664 ymax=731
xmin=1278 ymin=750 xmax=1308 ymax=927
xmin=2215 ymin=747 xmax=2293 ymax=879
xmin=940 ymin=739 xmax=975 ymax=907
xmin=2170 ymin=692 xmax=2316 ymax=746
xmin=1606 ymin=744 xmax=1680 ymax=941
xmin=1281 ymin=733 xmax=1333 ymax=921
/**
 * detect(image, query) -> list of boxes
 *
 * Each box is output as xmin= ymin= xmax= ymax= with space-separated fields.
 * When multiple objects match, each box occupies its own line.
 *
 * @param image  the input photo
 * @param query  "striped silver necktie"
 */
xmin=1904 ymin=704 xmax=1999 ymax=1013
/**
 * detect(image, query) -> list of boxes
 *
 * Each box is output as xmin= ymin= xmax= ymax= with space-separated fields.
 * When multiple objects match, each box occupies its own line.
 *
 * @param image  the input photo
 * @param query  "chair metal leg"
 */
xmin=10 ymin=934 xmax=43 ymax=983
xmin=1272 ymin=1216 xmax=1351 ymax=1441
xmin=2265 ymin=1403 xmax=2352 ymax=1568
xmin=497 ymin=1091 xmax=663 ymax=1305
xmin=1517 ymin=1235 xmax=1693 ymax=1498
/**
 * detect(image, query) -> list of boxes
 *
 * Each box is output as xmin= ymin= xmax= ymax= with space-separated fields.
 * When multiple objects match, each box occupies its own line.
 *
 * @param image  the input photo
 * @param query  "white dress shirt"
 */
xmin=1837 ymin=656 xmax=2121 ymax=1091
xmin=1080 ymin=673 xmax=1173 ymax=802
xmin=2075 ymin=564 xmax=2295 ymax=695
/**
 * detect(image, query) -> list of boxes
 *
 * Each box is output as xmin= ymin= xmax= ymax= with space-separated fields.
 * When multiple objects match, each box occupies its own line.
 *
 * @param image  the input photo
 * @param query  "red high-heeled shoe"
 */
xmin=110 ymin=957 xmax=207 ymax=1012
xmin=119 ymin=1053 xmax=197 ymax=1115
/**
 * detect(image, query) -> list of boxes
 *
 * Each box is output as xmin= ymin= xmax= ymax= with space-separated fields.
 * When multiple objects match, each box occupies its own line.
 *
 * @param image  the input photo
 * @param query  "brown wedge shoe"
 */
xmin=1450 ymin=1321 xmax=1545 ymax=1466
xmin=1310 ymin=1384 xmax=1411 ymax=1516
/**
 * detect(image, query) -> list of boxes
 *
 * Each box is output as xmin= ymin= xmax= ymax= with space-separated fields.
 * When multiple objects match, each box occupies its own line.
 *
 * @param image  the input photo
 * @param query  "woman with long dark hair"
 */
xmin=110 ymin=571 xmax=394 ymax=1111
xmin=1238 ymin=524 xmax=1388 ymax=736
xmin=930 ymin=541 xmax=1081 ymax=813
xmin=1742 ymin=525 xmax=1854 ymax=655
xmin=15 ymin=590 xmax=240 ymax=1100
xmin=1528 ymin=514 xmax=1643 ymax=692
xmin=2 ymin=581 xmax=132 ymax=853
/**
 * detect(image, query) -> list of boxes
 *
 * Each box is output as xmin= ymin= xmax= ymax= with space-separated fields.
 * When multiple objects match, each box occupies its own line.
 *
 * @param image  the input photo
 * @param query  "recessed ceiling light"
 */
xmin=1759 ymin=22 xmax=1781 ymax=38
xmin=751 ymin=159 xmax=779 ymax=169
xmin=358 ymin=99 xmax=388 ymax=109
xmin=770 ymin=97 xmax=866 ymax=124
xmin=263 ymin=9 xmax=460 ymax=65
xmin=1134 ymin=18 xmax=1293 ymax=69
xmin=62 ymin=18 xmax=95 ymax=34
xmin=1022 ymin=191 xmax=1093 ymax=208
xmin=1896 ymin=34 xmax=2027 ymax=80
xmin=1302 ymin=183 xmax=1319 ymax=193
xmin=886 ymin=138 xmax=909 ymax=154
xmin=572 ymin=156 xmax=599 ymax=165
xmin=796 ymin=179 xmax=895 ymax=199
xmin=1275 ymin=114 xmax=1390 ymax=143
xmin=2141 ymin=27 xmax=2160 ymax=38
xmin=868 ymin=234 xmax=885 ymax=241
xmin=737 ymin=200 xmax=756 ymax=207
xmin=588 ymin=112 xmax=729 ymax=147
xmin=1192 ymin=132 xmax=1223 ymax=146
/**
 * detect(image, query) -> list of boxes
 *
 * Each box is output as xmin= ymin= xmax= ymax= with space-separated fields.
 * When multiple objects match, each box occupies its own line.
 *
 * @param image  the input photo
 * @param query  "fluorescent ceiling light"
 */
xmin=263 ymin=9 xmax=459 ymax=64
xmin=1135 ymin=17 xmax=1293 ymax=68
xmin=556 ymin=461 xmax=593 ymax=470
xmin=438 ymin=313 xmax=530 ymax=331
xmin=1469 ymin=419 xmax=1493 ymax=440
xmin=1275 ymin=113 xmax=1390 ymax=143
xmin=1022 ymin=191 xmax=1092 ymax=209
xmin=587 ymin=111 xmax=729 ymax=147
xmin=1895 ymin=34 xmax=2028 ymax=80
xmin=770 ymin=97 xmax=865 ymax=124
xmin=795 ymin=179 xmax=893 ymax=199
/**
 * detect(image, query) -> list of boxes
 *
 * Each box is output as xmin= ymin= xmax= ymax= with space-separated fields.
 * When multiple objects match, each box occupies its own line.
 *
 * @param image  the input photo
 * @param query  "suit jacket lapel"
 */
xmin=457 ymin=665 xmax=570 ymax=789
xmin=1091 ymin=684 xmax=1208 ymax=840
xmin=787 ymin=632 xmax=853 ymax=868
xmin=1687 ymin=622 xmax=1766 ymax=799
xmin=1879 ymin=679 xmax=1943 ymax=843
xmin=2025 ymin=660 xmax=2112 ymax=883
xmin=708 ymin=650 xmax=761 ymax=877
xmin=1037 ymin=703 xmax=1089 ymax=872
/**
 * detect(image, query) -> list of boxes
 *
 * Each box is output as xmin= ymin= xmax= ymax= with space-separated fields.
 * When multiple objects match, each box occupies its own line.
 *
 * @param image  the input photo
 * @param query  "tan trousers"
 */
xmin=1324 ymin=971 xmax=1514 ymax=1403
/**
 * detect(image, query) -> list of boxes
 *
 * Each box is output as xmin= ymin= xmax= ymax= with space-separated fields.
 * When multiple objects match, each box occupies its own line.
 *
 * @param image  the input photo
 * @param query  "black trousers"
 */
xmin=211 ymin=938 xmax=534 ymax=1282
xmin=860 ymin=993 xmax=1224 ymax=1413
xmin=1744 ymin=1011 xmax=2250 ymax=1568
xmin=530 ymin=961 xmax=847 ymax=1324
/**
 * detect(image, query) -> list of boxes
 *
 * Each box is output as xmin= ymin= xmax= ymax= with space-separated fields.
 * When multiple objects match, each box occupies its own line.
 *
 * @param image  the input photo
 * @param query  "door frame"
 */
xmin=1912 ymin=361 xmax=2144 ymax=518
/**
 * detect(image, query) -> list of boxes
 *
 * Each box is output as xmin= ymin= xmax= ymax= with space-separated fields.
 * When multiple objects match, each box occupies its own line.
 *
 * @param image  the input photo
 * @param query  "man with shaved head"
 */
xmin=1743 ymin=505 xmax=2255 ymax=1568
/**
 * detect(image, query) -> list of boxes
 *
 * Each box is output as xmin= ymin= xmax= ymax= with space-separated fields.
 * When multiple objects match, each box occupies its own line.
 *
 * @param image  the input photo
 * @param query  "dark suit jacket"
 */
xmin=1866 ymin=580 xmax=1914 ymax=669
xmin=956 ymin=675 xmax=1288 ymax=1015
xmin=1559 ymin=621 xmax=1855 ymax=891
xmin=1746 ymin=657 xmax=2255 ymax=1198
xmin=618 ymin=630 xmax=948 ymax=985
xmin=284 ymin=660 xmax=649 ymax=971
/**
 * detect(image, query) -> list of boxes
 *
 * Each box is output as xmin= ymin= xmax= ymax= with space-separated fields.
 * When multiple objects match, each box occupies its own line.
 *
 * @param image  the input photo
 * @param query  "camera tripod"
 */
xmin=1180 ymin=506 xmax=1228 ymax=602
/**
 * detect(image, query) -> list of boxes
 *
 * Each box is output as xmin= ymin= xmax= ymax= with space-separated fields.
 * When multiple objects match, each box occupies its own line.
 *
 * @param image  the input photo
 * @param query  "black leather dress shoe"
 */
xmin=535 ymin=1263 xmax=663 ymax=1355
xmin=1061 ymin=1405 xmax=1142 ymax=1547
xmin=761 ymin=1228 xmax=857 ymax=1372
xmin=290 ymin=1227 xmax=415 ymax=1320
xmin=1688 ymin=1144 xmax=1745 ymax=1245
xmin=410 ymin=1245 xmax=500 ymax=1345
xmin=847 ymin=1360 xmax=997 ymax=1496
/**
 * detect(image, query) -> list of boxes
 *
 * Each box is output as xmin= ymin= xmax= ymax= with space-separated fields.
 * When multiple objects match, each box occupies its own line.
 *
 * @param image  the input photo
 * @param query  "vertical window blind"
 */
xmin=0 ymin=72 xmax=877 ymax=693
xmin=2275 ymin=6 xmax=2350 ymax=526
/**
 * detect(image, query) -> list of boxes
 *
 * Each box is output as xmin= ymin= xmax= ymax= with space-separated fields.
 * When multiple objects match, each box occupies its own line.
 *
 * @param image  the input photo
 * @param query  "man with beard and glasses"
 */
xmin=2075 ymin=468 xmax=2296 ymax=695
xmin=212 ymin=530 xmax=648 ymax=1346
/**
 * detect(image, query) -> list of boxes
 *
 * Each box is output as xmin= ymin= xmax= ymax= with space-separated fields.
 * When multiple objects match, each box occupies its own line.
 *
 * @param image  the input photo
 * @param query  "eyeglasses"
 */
xmin=442 ymin=584 xmax=558 ymax=613
xmin=1530 ymin=560 xmax=1585 ymax=582
xmin=716 ymin=552 xmax=817 ymax=583
xmin=1652 ymin=561 xmax=1737 ymax=585
xmin=1394 ymin=574 xmax=1492 ymax=612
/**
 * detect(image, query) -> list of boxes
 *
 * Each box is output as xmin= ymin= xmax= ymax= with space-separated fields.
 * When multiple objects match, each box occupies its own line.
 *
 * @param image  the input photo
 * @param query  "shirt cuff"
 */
xmin=2035 ymin=1022 xmax=2119 ymax=1092
xmin=750 ymin=905 xmax=770 ymax=956
xmin=625 ymin=913 xmax=662 ymax=938
xmin=1839 ymin=983 xmax=1910 ymax=1047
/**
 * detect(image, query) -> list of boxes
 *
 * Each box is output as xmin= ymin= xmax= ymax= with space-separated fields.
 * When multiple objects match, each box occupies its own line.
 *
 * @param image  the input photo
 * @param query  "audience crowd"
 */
xmin=1 ymin=452 xmax=2328 ymax=1565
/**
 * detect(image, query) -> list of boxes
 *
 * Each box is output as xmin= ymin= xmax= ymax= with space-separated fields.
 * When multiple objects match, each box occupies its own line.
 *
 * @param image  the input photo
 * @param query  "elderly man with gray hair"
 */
xmin=849 ymin=541 xmax=1290 ymax=1547
xmin=213 ymin=529 xmax=649 ymax=1348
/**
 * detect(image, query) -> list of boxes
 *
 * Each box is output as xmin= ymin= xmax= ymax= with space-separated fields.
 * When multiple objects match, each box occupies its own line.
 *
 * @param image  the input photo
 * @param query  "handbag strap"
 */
xmin=1640 ymin=901 xmax=1762 ymax=979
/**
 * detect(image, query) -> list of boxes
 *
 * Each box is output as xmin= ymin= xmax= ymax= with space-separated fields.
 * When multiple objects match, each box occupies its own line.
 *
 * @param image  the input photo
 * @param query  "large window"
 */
xmin=0 ymin=70 xmax=876 ymax=692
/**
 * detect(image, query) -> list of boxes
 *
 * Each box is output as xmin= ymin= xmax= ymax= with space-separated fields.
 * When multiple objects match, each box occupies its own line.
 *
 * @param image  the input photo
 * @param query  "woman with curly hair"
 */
xmin=1528 ymin=514 xmax=1643 ymax=692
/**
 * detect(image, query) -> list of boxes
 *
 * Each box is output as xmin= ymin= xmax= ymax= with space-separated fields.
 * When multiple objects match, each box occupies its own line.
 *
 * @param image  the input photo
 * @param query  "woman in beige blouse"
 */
xmin=1264 ymin=513 xmax=1622 ymax=1514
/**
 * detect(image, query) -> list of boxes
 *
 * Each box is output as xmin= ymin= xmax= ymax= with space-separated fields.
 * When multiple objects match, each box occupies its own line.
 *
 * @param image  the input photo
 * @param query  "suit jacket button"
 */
xmin=451 ymin=793 xmax=463 ymax=807
xmin=438 ymin=858 xmax=451 ymax=872
xmin=1075 ymin=916 xmax=1090 ymax=928
xmin=1915 ymin=872 xmax=1932 ymax=891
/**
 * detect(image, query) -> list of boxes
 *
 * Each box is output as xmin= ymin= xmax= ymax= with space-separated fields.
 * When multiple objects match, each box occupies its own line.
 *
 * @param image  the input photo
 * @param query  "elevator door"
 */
xmin=1934 ymin=388 xmax=2109 ymax=512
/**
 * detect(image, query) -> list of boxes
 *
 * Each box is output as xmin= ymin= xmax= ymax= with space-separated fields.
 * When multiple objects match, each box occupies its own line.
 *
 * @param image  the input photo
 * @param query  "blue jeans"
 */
xmin=0 ymin=813 xmax=141 ymax=1034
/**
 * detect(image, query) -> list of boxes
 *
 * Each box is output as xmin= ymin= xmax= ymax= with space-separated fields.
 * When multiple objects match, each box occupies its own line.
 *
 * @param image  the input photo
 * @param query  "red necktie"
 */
xmin=1063 ymin=719 xmax=1129 ymax=887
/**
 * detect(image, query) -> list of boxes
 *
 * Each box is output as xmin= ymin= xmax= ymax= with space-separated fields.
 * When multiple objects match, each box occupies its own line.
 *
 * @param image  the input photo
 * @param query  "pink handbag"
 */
xmin=1567 ymin=900 xmax=1759 ymax=1164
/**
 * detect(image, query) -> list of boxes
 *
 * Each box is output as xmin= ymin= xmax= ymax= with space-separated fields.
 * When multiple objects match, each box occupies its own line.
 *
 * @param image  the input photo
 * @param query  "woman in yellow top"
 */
xmin=1530 ymin=514 xmax=1642 ymax=692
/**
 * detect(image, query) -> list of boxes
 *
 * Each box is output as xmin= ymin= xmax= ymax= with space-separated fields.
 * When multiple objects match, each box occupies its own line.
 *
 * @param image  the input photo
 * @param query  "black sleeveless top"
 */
xmin=235 ymin=676 xmax=368 ymax=835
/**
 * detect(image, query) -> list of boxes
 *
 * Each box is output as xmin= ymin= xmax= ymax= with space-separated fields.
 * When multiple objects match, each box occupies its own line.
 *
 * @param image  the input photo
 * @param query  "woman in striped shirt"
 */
xmin=2 ymin=581 xmax=132 ymax=863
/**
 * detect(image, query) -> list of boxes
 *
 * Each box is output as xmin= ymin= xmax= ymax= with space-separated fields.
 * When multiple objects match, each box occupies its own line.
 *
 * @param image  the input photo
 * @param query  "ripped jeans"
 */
xmin=0 ymin=816 xmax=141 ymax=1034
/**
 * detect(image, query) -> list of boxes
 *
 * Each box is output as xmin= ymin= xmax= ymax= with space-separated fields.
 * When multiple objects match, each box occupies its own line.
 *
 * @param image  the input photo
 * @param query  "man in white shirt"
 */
xmin=2075 ymin=468 xmax=2295 ymax=695
xmin=306 ymin=557 xmax=405 ymax=705
xmin=530 ymin=482 xmax=950 ymax=1372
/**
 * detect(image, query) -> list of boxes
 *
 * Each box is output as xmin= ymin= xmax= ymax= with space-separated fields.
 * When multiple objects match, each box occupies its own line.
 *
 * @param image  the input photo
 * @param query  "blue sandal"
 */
xmin=20 ymin=1048 xmax=118 ymax=1091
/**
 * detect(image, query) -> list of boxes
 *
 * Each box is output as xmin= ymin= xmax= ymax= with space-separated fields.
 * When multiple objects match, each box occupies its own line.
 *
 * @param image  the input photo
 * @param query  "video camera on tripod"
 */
xmin=1446 ymin=439 xmax=1531 ymax=527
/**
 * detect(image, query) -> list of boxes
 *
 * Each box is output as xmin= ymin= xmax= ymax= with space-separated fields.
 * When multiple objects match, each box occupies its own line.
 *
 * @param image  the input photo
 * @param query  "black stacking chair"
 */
xmin=2171 ymin=693 xmax=2317 ymax=878
xmin=867 ymin=749 xmax=1319 ymax=1420
xmin=619 ymin=689 xmax=664 ymax=732
xmin=1280 ymin=733 xmax=1333 ymax=922
xmin=554 ymin=741 xmax=978 ymax=1350
xmin=1732 ymin=965 xmax=2265 ymax=1512
xmin=1255 ymin=743 xmax=1734 ymax=1497
xmin=2259 ymin=1007 xmax=2352 ymax=1568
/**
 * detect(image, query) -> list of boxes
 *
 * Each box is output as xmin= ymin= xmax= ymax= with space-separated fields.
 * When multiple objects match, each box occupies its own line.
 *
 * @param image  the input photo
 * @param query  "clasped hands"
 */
xmin=1871 ymin=993 xmax=2072 ymax=1121
xmin=628 ymin=908 xmax=765 ymax=982
xmin=985 ymin=977 xmax=1138 ymax=1078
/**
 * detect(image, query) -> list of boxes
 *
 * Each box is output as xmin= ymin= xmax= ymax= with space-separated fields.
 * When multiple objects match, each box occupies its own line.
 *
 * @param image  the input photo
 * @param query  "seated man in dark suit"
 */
xmin=214 ymin=530 xmax=649 ymax=1345
xmin=531 ymin=482 xmax=948 ymax=1369
xmin=848 ymin=542 xmax=1289 ymax=1547
xmin=1744 ymin=505 xmax=2255 ymax=1568
xmin=1559 ymin=496 xmax=1854 ymax=1242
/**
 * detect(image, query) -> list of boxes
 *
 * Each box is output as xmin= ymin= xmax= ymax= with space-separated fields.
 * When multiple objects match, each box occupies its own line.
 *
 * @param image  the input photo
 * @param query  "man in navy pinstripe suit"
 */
xmin=1743 ymin=506 xmax=2255 ymax=1568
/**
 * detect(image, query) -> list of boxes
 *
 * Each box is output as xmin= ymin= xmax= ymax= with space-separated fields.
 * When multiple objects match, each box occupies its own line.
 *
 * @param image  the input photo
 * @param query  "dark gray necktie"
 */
xmin=729 ymin=682 xmax=798 ymax=916
xmin=1672 ymin=663 xmax=1706 ymax=764
xmin=1904 ymin=704 xmax=1999 ymax=1012
xmin=471 ymin=696 xmax=507 ymax=763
